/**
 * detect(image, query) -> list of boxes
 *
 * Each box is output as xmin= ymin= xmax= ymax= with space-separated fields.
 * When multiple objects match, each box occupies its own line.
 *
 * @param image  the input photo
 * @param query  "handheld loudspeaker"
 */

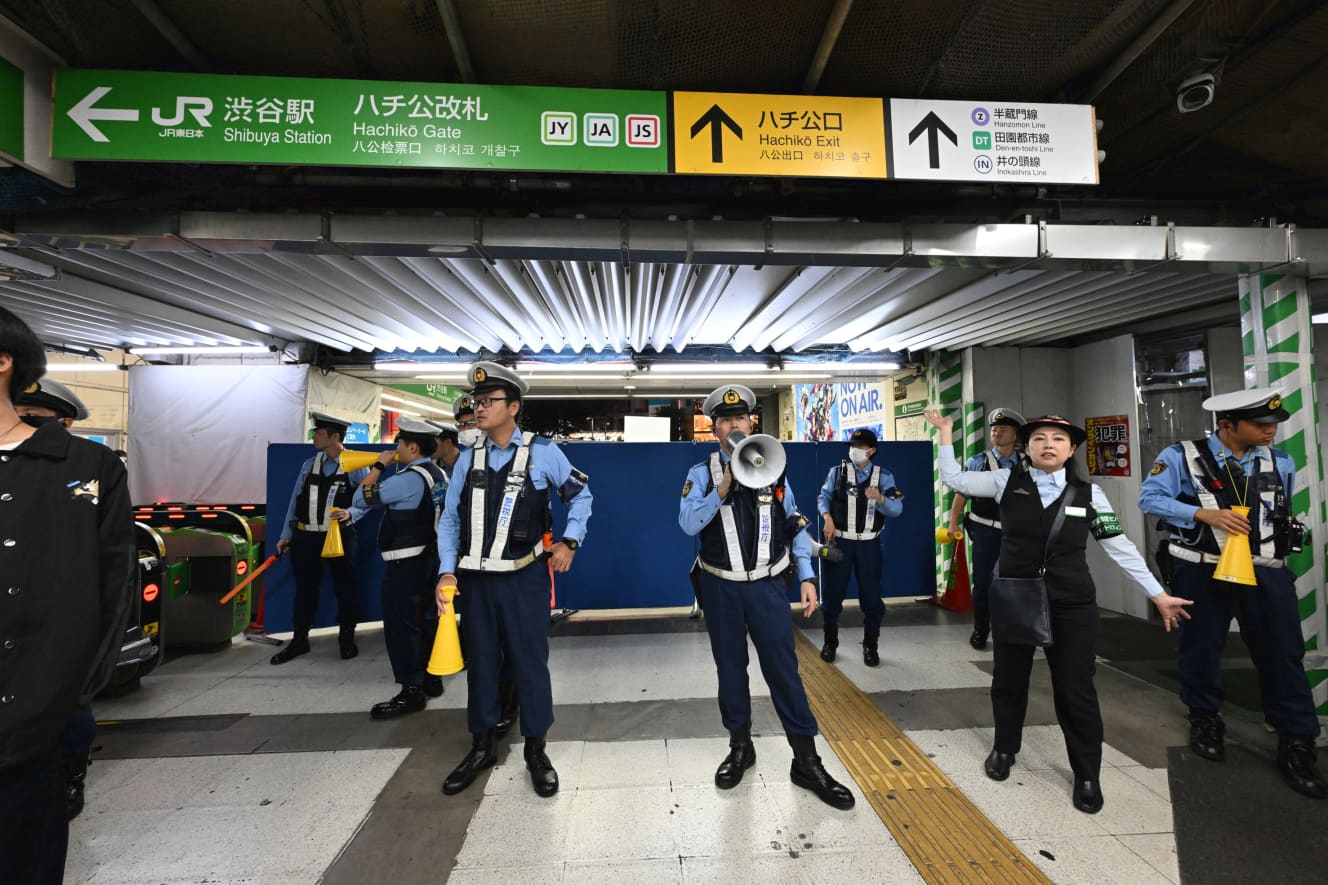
xmin=321 ymin=511 xmax=345 ymax=558
xmin=427 ymin=585 xmax=465 ymax=676
xmin=339 ymin=449 xmax=394 ymax=472
xmin=1212 ymin=505 xmax=1258 ymax=586
xmin=935 ymin=527 xmax=965 ymax=544
xmin=726 ymin=431 xmax=787 ymax=489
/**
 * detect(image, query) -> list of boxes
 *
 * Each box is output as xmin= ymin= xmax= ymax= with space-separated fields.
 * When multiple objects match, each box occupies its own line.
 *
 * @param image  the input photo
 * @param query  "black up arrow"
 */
xmin=908 ymin=111 xmax=957 ymax=169
xmin=690 ymin=104 xmax=742 ymax=163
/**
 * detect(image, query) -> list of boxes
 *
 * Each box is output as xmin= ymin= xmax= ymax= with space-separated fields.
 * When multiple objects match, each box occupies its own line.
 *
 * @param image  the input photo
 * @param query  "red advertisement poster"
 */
xmin=1085 ymin=414 xmax=1130 ymax=476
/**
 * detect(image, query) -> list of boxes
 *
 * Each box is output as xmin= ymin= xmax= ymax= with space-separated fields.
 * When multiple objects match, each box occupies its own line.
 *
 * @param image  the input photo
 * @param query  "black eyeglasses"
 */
xmin=473 ymin=396 xmax=509 ymax=409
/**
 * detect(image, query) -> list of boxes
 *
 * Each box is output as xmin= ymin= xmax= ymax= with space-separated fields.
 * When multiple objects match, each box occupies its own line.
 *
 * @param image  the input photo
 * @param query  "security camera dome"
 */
xmin=1177 ymin=73 xmax=1217 ymax=113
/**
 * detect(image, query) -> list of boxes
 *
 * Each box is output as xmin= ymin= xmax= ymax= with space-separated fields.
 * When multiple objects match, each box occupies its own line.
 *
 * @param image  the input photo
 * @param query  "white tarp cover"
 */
xmin=128 ymin=365 xmax=309 ymax=504
xmin=306 ymin=370 xmax=381 ymax=441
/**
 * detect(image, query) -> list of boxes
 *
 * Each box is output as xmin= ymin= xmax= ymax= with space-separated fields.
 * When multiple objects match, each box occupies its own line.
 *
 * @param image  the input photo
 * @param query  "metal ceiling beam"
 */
xmin=126 ymin=0 xmax=214 ymax=71
xmin=1080 ymin=0 xmax=1197 ymax=102
xmin=801 ymin=0 xmax=854 ymax=94
xmin=433 ymin=0 xmax=476 ymax=82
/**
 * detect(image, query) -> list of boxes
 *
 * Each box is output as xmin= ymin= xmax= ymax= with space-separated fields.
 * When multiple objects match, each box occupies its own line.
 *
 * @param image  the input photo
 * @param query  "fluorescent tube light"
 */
xmin=130 ymin=345 xmax=270 ymax=355
xmin=43 ymin=363 xmax=122 ymax=372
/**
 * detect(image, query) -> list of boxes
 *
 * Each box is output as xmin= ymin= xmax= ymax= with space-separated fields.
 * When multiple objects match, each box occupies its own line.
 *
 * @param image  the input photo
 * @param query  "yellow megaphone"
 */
xmin=321 ymin=510 xmax=345 ymax=558
xmin=1212 ymin=505 xmax=1258 ymax=586
xmin=935 ymin=527 xmax=965 ymax=544
xmin=427 ymin=585 xmax=465 ymax=676
xmin=339 ymin=449 xmax=393 ymax=471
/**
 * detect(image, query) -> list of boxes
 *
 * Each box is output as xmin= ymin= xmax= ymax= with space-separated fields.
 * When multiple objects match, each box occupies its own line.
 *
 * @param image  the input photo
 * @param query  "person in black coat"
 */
xmin=0 ymin=306 xmax=136 ymax=885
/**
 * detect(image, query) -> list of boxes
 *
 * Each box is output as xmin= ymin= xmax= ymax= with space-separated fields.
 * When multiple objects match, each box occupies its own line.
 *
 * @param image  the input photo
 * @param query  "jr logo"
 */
xmin=152 ymin=97 xmax=214 ymax=127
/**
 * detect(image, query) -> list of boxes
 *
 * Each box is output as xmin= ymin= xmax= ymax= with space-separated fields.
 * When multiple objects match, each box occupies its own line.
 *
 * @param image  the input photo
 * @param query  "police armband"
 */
xmin=1089 ymin=511 xmax=1123 ymax=540
xmin=558 ymin=466 xmax=589 ymax=503
xmin=883 ymin=486 xmax=903 ymax=499
xmin=361 ymin=483 xmax=384 ymax=507
xmin=784 ymin=510 xmax=811 ymax=535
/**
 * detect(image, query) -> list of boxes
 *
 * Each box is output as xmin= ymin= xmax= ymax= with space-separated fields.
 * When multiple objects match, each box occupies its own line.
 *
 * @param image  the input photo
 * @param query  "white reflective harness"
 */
xmin=457 ymin=437 xmax=539 ymax=573
xmin=966 ymin=450 xmax=1004 ymax=530
xmin=839 ymin=462 xmax=883 ymax=541
xmin=297 ymin=452 xmax=342 ymax=532
xmin=695 ymin=452 xmax=790 ymax=581
xmin=380 ymin=464 xmax=443 ymax=561
xmin=1173 ymin=440 xmax=1282 ymax=568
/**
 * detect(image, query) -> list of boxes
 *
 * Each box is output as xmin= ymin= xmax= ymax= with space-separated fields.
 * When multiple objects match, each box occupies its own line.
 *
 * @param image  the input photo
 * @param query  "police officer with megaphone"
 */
xmin=679 ymin=385 xmax=854 ymax=810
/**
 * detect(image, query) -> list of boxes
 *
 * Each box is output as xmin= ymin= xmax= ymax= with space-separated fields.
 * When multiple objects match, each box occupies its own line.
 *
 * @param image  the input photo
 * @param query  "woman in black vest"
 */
xmin=924 ymin=409 xmax=1192 ymax=814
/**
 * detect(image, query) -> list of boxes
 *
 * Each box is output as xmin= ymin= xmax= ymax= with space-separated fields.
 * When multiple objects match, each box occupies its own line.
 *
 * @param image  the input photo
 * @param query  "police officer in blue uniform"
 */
xmin=816 ymin=428 xmax=903 ymax=667
xmin=1138 ymin=387 xmax=1325 ymax=799
xmin=436 ymin=362 xmax=591 ymax=798
xmin=272 ymin=412 xmax=368 ymax=664
xmin=353 ymin=417 xmax=448 ymax=718
xmin=681 ymin=385 xmax=855 ymax=810
xmin=948 ymin=408 xmax=1026 ymax=650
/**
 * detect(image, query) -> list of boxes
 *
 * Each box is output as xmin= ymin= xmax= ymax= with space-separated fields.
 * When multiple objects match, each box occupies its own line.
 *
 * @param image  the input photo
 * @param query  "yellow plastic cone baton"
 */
xmin=1212 ymin=505 xmax=1258 ymax=586
xmin=935 ymin=527 xmax=965 ymax=544
xmin=321 ymin=511 xmax=345 ymax=558
xmin=427 ymin=585 xmax=465 ymax=676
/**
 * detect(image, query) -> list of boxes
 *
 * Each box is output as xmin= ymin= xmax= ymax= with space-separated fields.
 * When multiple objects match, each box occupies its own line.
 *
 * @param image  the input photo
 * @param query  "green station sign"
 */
xmin=0 ymin=57 xmax=22 ymax=160
xmin=52 ymin=69 xmax=667 ymax=173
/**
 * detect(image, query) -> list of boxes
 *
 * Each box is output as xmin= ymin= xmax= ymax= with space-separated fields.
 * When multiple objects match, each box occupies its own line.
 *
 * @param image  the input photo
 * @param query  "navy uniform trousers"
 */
xmin=461 ymin=564 xmax=553 ymax=737
xmin=991 ymin=579 xmax=1103 ymax=781
xmin=821 ymin=536 xmax=884 ymax=631
xmin=967 ymin=521 xmax=1002 ymax=621
xmin=288 ymin=527 xmax=359 ymax=634
xmin=0 ymin=746 xmax=67 ymax=885
xmin=381 ymin=552 xmax=438 ymax=687
xmin=1171 ymin=560 xmax=1320 ymax=735
xmin=699 ymin=571 xmax=819 ymax=736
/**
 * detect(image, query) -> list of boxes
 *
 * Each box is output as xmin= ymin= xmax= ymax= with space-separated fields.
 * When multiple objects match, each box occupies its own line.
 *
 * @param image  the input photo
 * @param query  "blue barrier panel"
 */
xmin=264 ymin=438 xmax=937 ymax=628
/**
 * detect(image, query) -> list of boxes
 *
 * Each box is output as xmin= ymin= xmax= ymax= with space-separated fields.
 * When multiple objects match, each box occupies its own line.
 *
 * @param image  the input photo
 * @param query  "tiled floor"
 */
xmin=70 ymin=611 xmax=1196 ymax=884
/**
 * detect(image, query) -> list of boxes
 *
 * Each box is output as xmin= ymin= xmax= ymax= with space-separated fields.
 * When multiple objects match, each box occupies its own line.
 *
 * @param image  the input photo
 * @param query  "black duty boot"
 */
xmin=270 ymin=635 xmax=310 ymax=665
xmin=788 ymin=734 xmax=854 ymax=810
xmin=820 ymin=624 xmax=839 ymax=662
xmin=494 ymin=680 xmax=519 ymax=738
xmin=862 ymin=630 xmax=880 ymax=668
xmin=1277 ymin=734 xmax=1328 ymax=799
xmin=443 ymin=730 xmax=497 ymax=795
xmin=984 ymin=749 xmax=1016 ymax=781
xmin=339 ymin=629 xmax=358 ymax=660
xmin=1072 ymin=778 xmax=1104 ymax=814
xmin=422 ymin=674 xmax=444 ymax=698
xmin=1187 ymin=709 xmax=1225 ymax=762
xmin=524 ymin=737 xmax=559 ymax=797
xmin=969 ymin=615 xmax=990 ymax=650
xmin=370 ymin=684 xmax=426 ymax=720
xmin=714 ymin=723 xmax=757 ymax=789
xmin=65 ymin=754 xmax=89 ymax=821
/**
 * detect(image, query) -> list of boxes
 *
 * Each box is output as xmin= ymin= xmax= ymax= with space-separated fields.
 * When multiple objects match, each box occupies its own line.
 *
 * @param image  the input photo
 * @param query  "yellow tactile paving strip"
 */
xmin=793 ymin=631 xmax=1052 ymax=884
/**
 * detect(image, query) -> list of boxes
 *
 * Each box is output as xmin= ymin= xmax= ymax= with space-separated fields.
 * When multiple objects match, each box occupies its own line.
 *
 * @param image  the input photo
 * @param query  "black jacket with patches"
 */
xmin=0 ymin=422 xmax=135 ymax=769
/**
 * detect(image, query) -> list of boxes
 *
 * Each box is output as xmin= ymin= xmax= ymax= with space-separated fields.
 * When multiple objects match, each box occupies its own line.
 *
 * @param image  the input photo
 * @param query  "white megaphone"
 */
xmin=726 ymin=431 xmax=787 ymax=489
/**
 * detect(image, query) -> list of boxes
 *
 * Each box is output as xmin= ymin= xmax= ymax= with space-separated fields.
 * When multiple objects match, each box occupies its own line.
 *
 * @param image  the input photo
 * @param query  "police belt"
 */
xmin=967 ymin=513 xmax=1002 ymax=530
xmin=1167 ymin=542 xmax=1283 ymax=569
xmin=696 ymin=550 xmax=791 ymax=582
xmin=293 ymin=520 xmax=340 ymax=533
xmin=458 ymin=549 xmax=540 ymax=573
xmin=381 ymin=544 xmax=428 ymax=562
xmin=836 ymin=527 xmax=882 ymax=541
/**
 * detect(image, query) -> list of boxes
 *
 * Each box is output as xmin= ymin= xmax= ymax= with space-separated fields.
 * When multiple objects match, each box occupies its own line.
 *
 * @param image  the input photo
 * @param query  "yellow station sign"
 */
xmin=672 ymin=91 xmax=887 ymax=178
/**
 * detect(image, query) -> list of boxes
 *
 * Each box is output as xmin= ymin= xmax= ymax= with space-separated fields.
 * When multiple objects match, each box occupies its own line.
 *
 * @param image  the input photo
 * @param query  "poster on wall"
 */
xmin=894 ymin=401 xmax=930 ymax=442
xmin=793 ymin=382 xmax=889 ymax=441
xmin=1085 ymin=414 xmax=1131 ymax=476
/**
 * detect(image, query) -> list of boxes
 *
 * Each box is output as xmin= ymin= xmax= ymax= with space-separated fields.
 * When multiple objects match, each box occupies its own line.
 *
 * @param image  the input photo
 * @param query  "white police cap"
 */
xmin=1202 ymin=386 xmax=1290 ymax=423
xmin=988 ymin=407 xmax=1026 ymax=428
xmin=396 ymin=417 xmax=439 ymax=437
xmin=16 ymin=376 xmax=90 ymax=420
xmin=703 ymin=384 xmax=757 ymax=419
xmin=310 ymin=410 xmax=353 ymax=432
xmin=453 ymin=394 xmax=475 ymax=417
xmin=468 ymin=361 xmax=529 ymax=397
xmin=428 ymin=421 xmax=458 ymax=436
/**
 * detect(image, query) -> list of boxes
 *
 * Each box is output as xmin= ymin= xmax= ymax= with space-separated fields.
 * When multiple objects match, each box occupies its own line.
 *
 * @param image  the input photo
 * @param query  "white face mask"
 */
xmin=457 ymin=428 xmax=482 ymax=447
xmin=849 ymin=447 xmax=871 ymax=467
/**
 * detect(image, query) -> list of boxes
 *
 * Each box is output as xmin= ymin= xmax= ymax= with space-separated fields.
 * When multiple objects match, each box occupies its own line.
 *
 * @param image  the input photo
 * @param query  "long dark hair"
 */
xmin=0 ymin=306 xmax=45 ymax=399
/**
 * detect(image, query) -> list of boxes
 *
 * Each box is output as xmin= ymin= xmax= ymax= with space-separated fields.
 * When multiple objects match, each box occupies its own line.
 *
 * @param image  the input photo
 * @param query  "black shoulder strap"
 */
xmin=1039 ymin=482 xmax=1084 ymax=573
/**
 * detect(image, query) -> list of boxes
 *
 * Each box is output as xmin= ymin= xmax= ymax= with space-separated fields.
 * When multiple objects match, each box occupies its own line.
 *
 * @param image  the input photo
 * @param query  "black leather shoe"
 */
xmin=524 ymin=737 xmax=559 ymax=797
xmin=339 ymin=639 xmax=359 ymax=660
xmin=422 ymin=674 xmax=444 ymax=698
xmin=969 ymin=617 xmax=990 ymax=650
xmin=790 ymin=752 xmax=855 ymax=810
xmin=443 ymin=730 xmax=497 ymax=795
xmin=270 ymin=636 xmax=310 ymax=665
xmin=863 ymin=632 xmax=880 ymax=668
xmin=715 ymin=724 xmax=756 ymax=789
xmin=370 ymin=684 xmax=426 ymax=720
xmin=1073 ymin=779 xmax=1104 ymax=814
xmin=1278 ymin=734 xmax=1328 ymax=799
xmin=984 ymin=749 xmax=1016 ymax=781
xmin=494 ymin=679 xmax=519 ymax=738
xmin=1188 ymin=710 xmax=1225 ymax=762
xmin=820 ymin=625 xmax=838 ymax=663
xmin=65 ymin=755 xmax=89 ymax=821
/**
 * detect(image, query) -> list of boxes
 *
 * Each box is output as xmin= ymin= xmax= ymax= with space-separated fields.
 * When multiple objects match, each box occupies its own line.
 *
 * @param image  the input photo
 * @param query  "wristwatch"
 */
xmin=560 ymin=537 xmax=580 ymax=551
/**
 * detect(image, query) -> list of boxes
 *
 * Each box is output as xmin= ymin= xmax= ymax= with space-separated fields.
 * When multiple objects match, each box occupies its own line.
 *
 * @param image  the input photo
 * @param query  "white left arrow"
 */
xmin=68 ymin=86 xmax=140 ymax=143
